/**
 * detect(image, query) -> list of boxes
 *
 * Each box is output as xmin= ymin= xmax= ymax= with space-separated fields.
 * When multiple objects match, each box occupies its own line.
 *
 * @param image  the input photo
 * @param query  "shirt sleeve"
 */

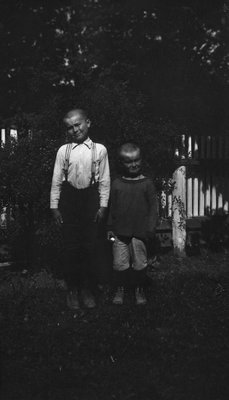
xmin=147 ymin=179 xmax=158 ymax=232
xmin=50 ymin=148 xmax=64 ymax=209
xmin=98 ymin=146 xmax=110 ymax=207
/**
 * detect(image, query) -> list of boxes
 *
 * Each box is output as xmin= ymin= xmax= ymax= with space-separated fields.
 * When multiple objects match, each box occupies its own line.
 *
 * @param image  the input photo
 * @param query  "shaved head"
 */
xmin=118 ymin=142 xmax=141 ymax=159
xmin=63 ymin=108 xmax=88 ymax=125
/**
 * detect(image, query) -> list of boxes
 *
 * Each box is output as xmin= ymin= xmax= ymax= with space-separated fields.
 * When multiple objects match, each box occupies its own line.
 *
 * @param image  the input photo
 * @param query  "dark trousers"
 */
xmin=59 ymin=181 xmax=101 ymax=290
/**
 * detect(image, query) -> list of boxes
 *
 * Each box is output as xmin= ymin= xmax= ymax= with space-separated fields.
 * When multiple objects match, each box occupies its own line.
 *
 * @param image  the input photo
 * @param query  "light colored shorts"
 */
xmin=112 ymin=236 xmax=148 ymax=271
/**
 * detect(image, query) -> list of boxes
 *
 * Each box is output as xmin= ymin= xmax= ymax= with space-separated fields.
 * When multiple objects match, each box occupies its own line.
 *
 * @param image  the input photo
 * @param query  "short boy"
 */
xmin=50 ymin=108 xmax=110 ymax=310
xmin=107 ymin=142 xmax=158 ymax=305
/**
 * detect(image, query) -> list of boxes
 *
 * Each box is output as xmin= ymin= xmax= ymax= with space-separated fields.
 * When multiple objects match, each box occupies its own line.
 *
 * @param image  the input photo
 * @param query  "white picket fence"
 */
xmin=1 ymin=128 xmax=18 ymax=144
xmin=160 ymin=134 xmax=229 ymax=219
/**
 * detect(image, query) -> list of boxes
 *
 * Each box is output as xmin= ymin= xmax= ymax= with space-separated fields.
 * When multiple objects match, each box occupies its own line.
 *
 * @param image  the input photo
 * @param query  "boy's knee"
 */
xmin=113 ymin=263 xmax=129 ymax=272
xmin=132 ymin=260 xmax=148 ymax=271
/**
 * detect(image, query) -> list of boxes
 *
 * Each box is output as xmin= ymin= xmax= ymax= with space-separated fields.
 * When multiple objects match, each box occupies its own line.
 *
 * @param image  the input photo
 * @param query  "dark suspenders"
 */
xmin=63 ymin=143 xmax=72 ymax=181
xmin=63 ymin=142 xmax=97 ymax=186
xmin=90 ymin=142 xmax=97 ymax=186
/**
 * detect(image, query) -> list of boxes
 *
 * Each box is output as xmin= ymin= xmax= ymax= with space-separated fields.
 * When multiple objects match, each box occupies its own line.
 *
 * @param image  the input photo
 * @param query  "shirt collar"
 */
xmin=72 ymin=137 xmax=92 ymax=150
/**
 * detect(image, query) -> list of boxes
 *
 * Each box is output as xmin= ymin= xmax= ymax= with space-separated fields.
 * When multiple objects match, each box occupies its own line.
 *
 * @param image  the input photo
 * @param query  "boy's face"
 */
xmin=120 ymin=149 xmax=142 ymax=177
xmin=64 ymin=111 xmax=91 ymax=143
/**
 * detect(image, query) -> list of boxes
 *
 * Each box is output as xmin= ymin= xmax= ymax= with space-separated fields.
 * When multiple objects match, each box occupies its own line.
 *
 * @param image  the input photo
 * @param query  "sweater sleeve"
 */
xmin=107 ymin=180 xmax=117 ymax=230
xmin=146 ymin=179 xmax=158 ymax=232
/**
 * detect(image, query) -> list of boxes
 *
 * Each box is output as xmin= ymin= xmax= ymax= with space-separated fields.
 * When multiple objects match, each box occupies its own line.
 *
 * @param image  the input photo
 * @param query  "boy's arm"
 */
xmin=94 ymin=147 xmax=110 ymax=222
xmin=50 ymin=148 xmax=65 ymax=226
xmin=50 ymin=147 xmax=64 ymax=210
xmin=98 ymin=147 xmax=110 ymax=209
xmin=93 ymin=146 xmax=109 ymax=222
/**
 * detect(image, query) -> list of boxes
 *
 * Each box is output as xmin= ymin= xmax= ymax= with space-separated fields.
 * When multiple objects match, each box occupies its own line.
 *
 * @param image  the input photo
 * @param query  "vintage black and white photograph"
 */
xmin=0 ymin=1 xmax=228 ymax=399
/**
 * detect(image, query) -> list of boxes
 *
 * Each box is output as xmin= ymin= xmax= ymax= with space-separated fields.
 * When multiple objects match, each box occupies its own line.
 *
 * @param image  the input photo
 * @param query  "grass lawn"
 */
xmin=0 ymin=251 xmax=229 ymax=400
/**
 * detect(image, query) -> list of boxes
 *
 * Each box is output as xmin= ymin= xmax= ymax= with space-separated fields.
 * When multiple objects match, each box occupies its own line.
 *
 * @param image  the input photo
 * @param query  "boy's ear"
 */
xmin=117 ymin=157 xmax=124 ymax=172
xmin=86 ymin=118 xmax=91 ymax=127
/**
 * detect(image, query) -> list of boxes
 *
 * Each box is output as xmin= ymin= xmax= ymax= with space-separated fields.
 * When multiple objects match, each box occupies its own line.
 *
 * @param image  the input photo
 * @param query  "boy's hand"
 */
xmin=51 ymin=209 xmax=63 ymax=226
xmin=94 ymin=207 xmax=107 ymax=223
xmin=107 ymin=230 xmax=115 ymax=241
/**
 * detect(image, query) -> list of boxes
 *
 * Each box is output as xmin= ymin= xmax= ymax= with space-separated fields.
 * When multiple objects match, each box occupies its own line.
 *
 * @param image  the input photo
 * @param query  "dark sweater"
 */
xmin=109 ymin=177 xmax=158 ymax=239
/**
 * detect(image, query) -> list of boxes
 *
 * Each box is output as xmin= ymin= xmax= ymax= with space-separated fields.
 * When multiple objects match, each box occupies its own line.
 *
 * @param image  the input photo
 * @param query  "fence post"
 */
xmin=1 ymin=129 xmax=6 ymax=146
xmin=172 ymin=165 xmax=186 ymax=257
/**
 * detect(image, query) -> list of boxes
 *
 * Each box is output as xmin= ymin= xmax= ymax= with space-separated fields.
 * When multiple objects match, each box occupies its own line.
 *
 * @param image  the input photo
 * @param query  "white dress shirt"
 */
xmin=50 ymin=137 xmax=110 ymax=209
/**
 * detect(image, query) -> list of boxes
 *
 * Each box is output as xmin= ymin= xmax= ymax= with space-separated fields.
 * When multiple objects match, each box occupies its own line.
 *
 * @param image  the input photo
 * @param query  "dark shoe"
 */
xmin=135 ymin=287 xmax=147 ymax=305
xmin=112 ymin=286 xmax=124 ymax=305
xmin=81 ymin=289 xmax=96 ymax=309
xmin=67 ymin=290 xmax=80 ymax=310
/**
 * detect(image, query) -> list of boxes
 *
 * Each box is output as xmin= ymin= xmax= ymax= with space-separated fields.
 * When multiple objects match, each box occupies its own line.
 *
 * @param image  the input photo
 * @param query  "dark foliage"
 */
xmin=0 ymin=1 xmax=228 ymax=267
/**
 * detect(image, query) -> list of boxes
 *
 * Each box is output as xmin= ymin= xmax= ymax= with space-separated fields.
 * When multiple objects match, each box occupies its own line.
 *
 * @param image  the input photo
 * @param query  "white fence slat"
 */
xmin=175 ymin=147 xmax=179 ymax=157
xmin=211 ymin=175 xmax=217 ymax=214
xmin=181 ymin=134 xmax=186 ymax=159
xmin=1 ymin=129 xmax=6 ymax=145
xmin=0 ymin=207 xmax=7 ymax=228
xmin=205 ymin=174 xmax=211 ymax=214
xmin=188 ymin=135 xmax=192 ymax=158
xmin=193 ymin=177 xmax=199 ymax=216
xmin=199 ymin=178 xmax=205 ymax=216
xmin=224 ymin=201 xmax=229 ymax=213
xmin=10 ymin=129 xmax=18 ymax=141
xmin=187 ymin=177 xmax=193 ymax=217
xmin=223 ymin=173 xmax=229 ymax=212
xmin=167 ymin=194 xmax=172 ymax=217
xmin=218 ymin=192 xmax=223 ymax=210
xmin=193 ymin=136 xmax=198 ymax=159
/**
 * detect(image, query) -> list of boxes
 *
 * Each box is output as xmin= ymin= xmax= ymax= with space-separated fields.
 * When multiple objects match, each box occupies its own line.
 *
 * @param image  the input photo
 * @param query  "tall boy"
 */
xmin=107 ymin=142 xmax=158 ymax=305
xmin=50 ymin=108 xmax=110 ymax=310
